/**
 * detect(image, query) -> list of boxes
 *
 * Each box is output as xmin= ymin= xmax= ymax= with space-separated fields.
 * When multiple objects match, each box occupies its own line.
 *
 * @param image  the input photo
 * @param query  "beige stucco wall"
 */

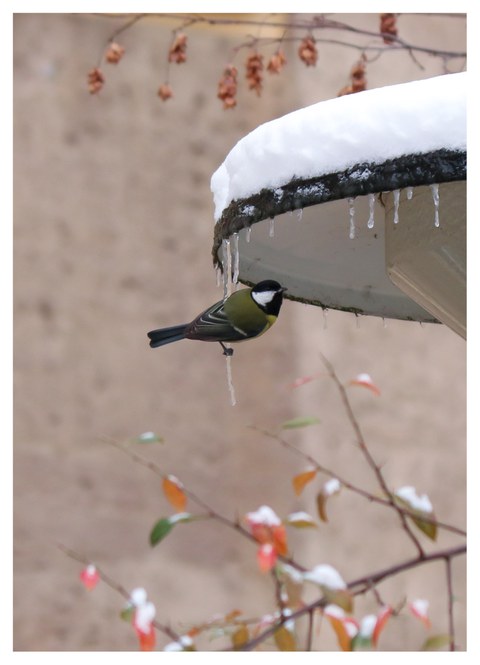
xmin=13 ymin=14 xmax=466 ymax=650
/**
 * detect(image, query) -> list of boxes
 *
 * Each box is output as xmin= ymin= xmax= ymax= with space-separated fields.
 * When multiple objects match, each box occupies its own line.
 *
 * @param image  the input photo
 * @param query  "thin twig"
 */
xmin=250 ymin=425 xmax=465 ymax=537
xmin=101 ymin=436 xmax=307 ymax=572
xmin=57 ymin=543 xmax=181 ymax=642
xmin=320 ymin=353 xmax=425 ymax=557
xmin=445 ymin=556 xmax=455 ymax=651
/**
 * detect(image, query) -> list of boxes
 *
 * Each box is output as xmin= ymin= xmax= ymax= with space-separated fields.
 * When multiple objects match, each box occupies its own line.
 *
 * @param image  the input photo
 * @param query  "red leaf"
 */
xmin=348 ymin=373 xmax=381 ymax=396
xmin=80 ymin=564 xmax=99 ymax=590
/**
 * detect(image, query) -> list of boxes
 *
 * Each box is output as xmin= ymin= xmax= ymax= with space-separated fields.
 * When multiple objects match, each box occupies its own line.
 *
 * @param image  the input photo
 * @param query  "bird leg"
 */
xmin=219 ymin=342 xmax=234 ymax=356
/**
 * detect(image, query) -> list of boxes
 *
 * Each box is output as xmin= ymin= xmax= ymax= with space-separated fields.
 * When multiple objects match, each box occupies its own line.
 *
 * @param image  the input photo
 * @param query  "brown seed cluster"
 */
xmin=380 ymin=13 xmax=398 ymax=44
xmin=217 ymin=64 xmax=239 ymax=109
xmin=245 ymin=51 xmax=264 ymax=96
xmin=168 ymin=32 xmax=188 ymax=64
xmin=267 ymin=48 xmax=287 ymax=74
xmin=298 ymin=35 xmax=318 ymax=66
xmin=337 ymin=56 xmax=367 ymax=96
xmin=157 ymin=83 xmax=173 ymax=101
xmin=87 ymin=68 xmax=105 ymax=94
xmin=105 ymin=41 xmax=125 ymax=64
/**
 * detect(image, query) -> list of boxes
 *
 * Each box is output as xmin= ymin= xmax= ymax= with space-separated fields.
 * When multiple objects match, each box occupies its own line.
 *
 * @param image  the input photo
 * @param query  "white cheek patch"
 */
xmin=252 ymin=290 xmax=277 ymax=307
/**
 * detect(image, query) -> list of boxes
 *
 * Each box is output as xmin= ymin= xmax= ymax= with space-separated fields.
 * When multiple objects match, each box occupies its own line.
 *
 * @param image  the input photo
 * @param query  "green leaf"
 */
xmin=149 ymin=517 xmax=174 ymax=546
xmin=421 ymin=634 xmax=452 ymax=651
xmin=281 ymin=416 xmax=320 ymax=430
xmin=394 ymin=497 xmax=437 ymax=541
xmin=120 ymin=605 xmax=134 ymax=622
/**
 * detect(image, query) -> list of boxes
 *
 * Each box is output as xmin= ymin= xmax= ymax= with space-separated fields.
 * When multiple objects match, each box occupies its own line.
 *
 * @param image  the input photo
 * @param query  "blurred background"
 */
xmin=13 ymin=13 xmax=466 ymax=651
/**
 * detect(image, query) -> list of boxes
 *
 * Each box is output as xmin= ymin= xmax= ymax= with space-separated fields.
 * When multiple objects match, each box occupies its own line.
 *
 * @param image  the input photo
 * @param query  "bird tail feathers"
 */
xmin=147 ymin=324 xmax=187 ymax=348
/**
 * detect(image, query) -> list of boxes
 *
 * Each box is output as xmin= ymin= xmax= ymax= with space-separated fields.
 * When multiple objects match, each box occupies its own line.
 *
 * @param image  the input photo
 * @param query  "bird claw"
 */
xmin=220 ymin=343 xmax=234 ymax=357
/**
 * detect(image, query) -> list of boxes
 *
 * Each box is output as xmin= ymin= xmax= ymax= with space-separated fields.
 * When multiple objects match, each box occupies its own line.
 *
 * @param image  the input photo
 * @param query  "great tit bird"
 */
xmin=147 ymin=280 xmax=287 ymax=356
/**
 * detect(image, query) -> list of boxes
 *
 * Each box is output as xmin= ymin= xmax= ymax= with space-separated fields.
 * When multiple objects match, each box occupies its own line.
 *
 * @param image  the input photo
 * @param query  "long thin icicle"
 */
xmin=225 ymin=353 xmax=236 ymax=406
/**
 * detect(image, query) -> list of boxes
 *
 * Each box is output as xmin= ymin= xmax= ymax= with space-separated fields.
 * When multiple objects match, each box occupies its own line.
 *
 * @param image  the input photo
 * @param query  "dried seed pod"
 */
xmin=337 ymin=56 xmax=367 ymax=96
xmin=380 ymin=13 xmax=398 ymax=44
xmin=245 ymin=51 xmax=264 ymax=95
xmin=87 ymin=68 xmax=104 ymax=94
xmin=267 ymin=48 xmax=287 ymax=74
xmin=298 ymin=35 xmax=318 ymax=66
xmin=217 ymin=64 xmax=238 ymax=109
xmin=105 ymin=41 xmax=125 ymax=64
xmin=168 ymin=32 xmax=188 ymax=64
xmin=158 ymin=83 xmax=173 ymax=101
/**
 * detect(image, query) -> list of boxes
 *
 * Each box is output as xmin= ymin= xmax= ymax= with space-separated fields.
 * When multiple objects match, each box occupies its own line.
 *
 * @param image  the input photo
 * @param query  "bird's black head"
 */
xmin=250 ymin=280 xmax=287 ymax=316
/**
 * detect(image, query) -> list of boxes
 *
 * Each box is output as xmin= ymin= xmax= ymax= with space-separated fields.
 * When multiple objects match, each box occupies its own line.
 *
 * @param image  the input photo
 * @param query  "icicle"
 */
xmin=225 ymin=353 xmax=237 ymax=406
xmin=215 ymin=265 xmax=221 ymax=288
xmin=269 ymin=217 xmax=275 ymax=238
xmin=355 ymin=313 xmax=360 ymax=328
xmin=430 ymin=184 xmax=440 ymax=227
xmin=222 ymin=238 xmax=233 ymax=300
xmin=296 ymin=208 xmax=303 ymax=221
xmin=367 ymin=193 xmax=375 ymax=229
xmin=382 ymin=317 xmax=387 ymax=328
xmin=232 ymin=232 xmax=240 ymax=286
xmin=393 ymin=189 xmax=400 ymax=224
xmin=347 ymin=197 xmax=356 ymax=239
xmin=246 ymin=226 xmax=252 ymax=243
xmin=406 ymin=186 xmax=414 ymax=200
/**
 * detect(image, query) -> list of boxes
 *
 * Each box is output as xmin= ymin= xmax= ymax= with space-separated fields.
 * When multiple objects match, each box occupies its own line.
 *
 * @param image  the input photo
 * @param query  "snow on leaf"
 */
xmin=80 ymin=564 xmax=99 ymax=590
xmin=135 ymin=431 xmax=164 ymax=444
xmin=324 ymin=606 xmax=358 ymax=652
xmin=304 ymin=566 xmax=352 ymax=611
xmin=162 ymin=475 xmax=187 ymax=512
xmin=149 ymin=517 xmax=174 ymax=546
xmin=130 ymin=587 xmax=147 ymax=606
xmin=394 ymin=487 xmax=437 ymax=541
xmin=394 ymin=486 xmax=433 ymax=513
xmin=348 ymin=373 xmax=381 ymax=396
xmin=303 ymin=564 xmax=346 ymax=590
xmin=245 ymin=505 xmax=282 ymax=527
xmin=317 ymin=478 xmax=342 ymax=522
xmin=285 ymin=511 xmax=318 ymax=528
xmin=281 ymin=416 xmax=320 ymax=429
xmin=133 ymin=601 xmax=156 ymax=651
xmin=273 ymin=625 xmax=297 ymax=651
xmin=164 ymin=635 xmax=195 ymax=652
xmin=409 ymin=599 xmax=431 ymax=629
xmin=292 ymin=468 xmax=317 ymax=496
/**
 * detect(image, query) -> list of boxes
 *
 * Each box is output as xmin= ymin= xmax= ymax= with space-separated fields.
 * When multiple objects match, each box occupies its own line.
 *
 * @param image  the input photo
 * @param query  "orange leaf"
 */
xmin=162 ymin=475 xmax=187 ymax=512
xmin=326 ymin=614 xmax=357 ymax=652
xmin=292 ymin=469 xmax=317 ymax=496
xmin=272 ymin=524 xmax=288 ymax=556
xmin=372 ymin=605 xmax=393 ymax=646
